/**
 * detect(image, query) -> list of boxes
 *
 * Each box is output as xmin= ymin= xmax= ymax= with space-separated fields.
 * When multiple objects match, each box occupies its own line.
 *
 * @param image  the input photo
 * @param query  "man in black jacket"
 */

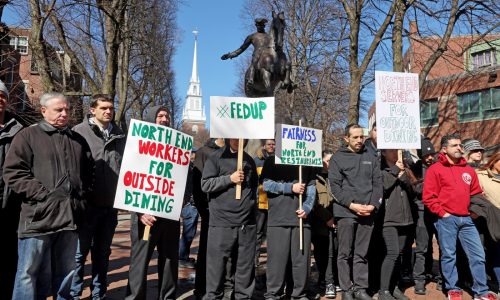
xmin=70 ymin=94 xmax=126 ymax=300
xmin=329 ymin=124 xmax=383 ymax=300
xmin=4 ymin=92 xmax=93 ymax=299
xmin=126 ymin=106 xmax=180 ymax=300
xmin=411 ymin=137 xmax=438 ymax=294
xmin=192 ymin=137 xmax=225 ymax=299
xmin=201 ymin=139 xmax=258 ymax=300
xmin=0 ymin=80 xmax=24 ymax=299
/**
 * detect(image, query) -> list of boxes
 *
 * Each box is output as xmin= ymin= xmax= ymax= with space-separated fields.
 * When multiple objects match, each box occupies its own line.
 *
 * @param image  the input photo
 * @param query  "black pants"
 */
xmin=380 ymin=225 xmax=412 ymax=291
xmin=311 ymin=229 xmax=338 ymax=285
xmin=413 ymin=209 xmax=436 ymax=282
xmin=255 ymin=209 xmax=268 ymax=262
xmin=336 ymin=217 xmax=374 ymax=292
xmin=204 ymin=225 xmax=256 ymax=300
xmin=265 ymin=226 xmax=311 ymax=300
xmin=195 ymin=207 xmax=210 ymax=298
xmin=126 ymin=213 xmax=180 ymax=300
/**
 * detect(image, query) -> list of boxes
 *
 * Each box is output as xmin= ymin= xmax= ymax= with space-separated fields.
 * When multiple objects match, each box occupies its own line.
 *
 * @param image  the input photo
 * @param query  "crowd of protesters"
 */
xmin=1 ymin=83 xmax=499 ymax=300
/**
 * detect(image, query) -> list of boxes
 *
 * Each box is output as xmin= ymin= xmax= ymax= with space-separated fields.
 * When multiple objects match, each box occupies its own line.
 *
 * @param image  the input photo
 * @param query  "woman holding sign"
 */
xmin=378 ymin=149 xmax=416 ymax=300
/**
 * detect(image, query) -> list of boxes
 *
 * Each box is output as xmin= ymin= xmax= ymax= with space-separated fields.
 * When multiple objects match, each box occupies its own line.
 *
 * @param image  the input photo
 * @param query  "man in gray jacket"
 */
xmin=70 ymin=94 xmax=126 ymax=299
xmin=4 ymin=92 xmax=93 ymax=299
xmin=329 ymin=124 xmax=383 ymax=300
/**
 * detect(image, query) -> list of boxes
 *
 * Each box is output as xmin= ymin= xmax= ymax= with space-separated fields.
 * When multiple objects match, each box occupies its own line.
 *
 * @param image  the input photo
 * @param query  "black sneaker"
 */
xmin=378 ymin=290 xmax=396 ymax=300
xmin=325 ymin=284 xmax=337 ymax=299
xmin=342 ymin=291 xmax=354 ymax=300
xmin=414 ymin=281 xmax=426 ymax=295
xmin=392 ymin=287 xmax=409 ymax=300
xmin=353 ymin=289 xmax=372 ymax=300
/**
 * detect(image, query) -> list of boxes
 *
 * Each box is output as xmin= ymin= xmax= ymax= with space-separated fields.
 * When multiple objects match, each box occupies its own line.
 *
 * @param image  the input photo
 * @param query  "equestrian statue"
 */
xmin=221 ymin=11 xmax=295 ymax=97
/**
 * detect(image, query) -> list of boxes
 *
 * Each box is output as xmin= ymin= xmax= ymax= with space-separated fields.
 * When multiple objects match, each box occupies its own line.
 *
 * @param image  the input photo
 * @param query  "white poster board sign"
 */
xmin=375 ymin=71 xmax=421 ymax=149
xmin=275 ymin=124 xmax=323 ymax=167
xmin=210 ymin=96 xmax=275 ymax=138
xmin=114 ymin=119 xmax=193 ymax=220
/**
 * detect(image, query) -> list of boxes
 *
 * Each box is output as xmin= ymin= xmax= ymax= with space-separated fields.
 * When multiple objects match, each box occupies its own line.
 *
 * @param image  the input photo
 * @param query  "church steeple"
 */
xmin=182 ymin=30 xmax=206 ymax=133
xmin=191 ymin=30 xmax=199 ymax=83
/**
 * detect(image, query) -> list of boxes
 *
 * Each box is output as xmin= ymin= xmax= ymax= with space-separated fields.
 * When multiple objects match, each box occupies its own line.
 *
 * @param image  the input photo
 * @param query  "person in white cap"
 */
xmin=0 ymin=80 xmax=24 ymax=299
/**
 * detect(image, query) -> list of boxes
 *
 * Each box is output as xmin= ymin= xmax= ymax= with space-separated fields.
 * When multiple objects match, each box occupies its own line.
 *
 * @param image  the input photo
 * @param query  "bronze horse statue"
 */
xmin=221 ymin=11 xmax=294 ymax=97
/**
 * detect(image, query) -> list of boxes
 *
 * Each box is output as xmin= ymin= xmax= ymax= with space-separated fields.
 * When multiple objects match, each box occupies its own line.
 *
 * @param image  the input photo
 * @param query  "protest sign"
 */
xmin=210 ymin=96 xmax=275 ymax=139
xmin=275 ymin=124 xmax=323 ymax=167
xmin=375 ymin=71 xmax=421 ymax=149
xmin=114 ymin=119 xmax=193 ymax=221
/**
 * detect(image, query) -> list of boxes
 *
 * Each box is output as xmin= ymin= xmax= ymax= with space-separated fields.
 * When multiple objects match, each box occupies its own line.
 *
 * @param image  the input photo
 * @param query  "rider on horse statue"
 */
xmin=221 ymin=12 xmax=294 ymax=97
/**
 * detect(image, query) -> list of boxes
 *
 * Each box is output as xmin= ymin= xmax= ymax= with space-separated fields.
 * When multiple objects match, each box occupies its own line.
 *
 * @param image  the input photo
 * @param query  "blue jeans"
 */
xmin=12 ymin=230 xmax=77 ymax=300
xmin=434 ymin=215 xmax=488 ymax=296
xmin=70 ymin=207 xmax=118 ymax=299
xmin=179 ymin=203 xmax=199 ymax=261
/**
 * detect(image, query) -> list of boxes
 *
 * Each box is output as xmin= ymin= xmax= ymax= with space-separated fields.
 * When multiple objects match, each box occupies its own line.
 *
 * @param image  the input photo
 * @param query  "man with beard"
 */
xmin=126 ymin=106 xmax=180 ymax=300
xmin=423 ymin=134 xmax=496 ymax=300
xmin=329 ymin=124 xmax=382 ymax=300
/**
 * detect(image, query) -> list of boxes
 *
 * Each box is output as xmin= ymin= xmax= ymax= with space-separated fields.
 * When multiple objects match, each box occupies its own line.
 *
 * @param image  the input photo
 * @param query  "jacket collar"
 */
xmin=437 ymin=152 xmax=467 ymax=167
xmin=38 ymin=120 xmax=72 ymax=135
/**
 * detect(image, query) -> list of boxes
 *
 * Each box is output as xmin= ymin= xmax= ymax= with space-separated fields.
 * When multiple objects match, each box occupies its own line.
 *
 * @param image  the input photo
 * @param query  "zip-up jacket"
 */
xmin=3 ymin=120 xmax=94 ymax=237
xmin=328 ymin=145 xmax=383 ymax=219
xmin=423 ymin=153 xmax=482 ymax=217
xmin=73 ymin=115 xmax=126 ymax=207
xmin=201 ymin=145 xmax=258 ymax=227
xmin=0 ymin=112 xmax=23 ymax=210
xmin=381 ymin=165 xmax=415 ymax=227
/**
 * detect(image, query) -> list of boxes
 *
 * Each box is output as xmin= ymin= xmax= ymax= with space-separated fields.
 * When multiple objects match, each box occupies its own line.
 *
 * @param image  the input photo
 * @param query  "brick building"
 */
xmin=369 ymin=22 xmax=499 ymax=153
xmin=405 ymin=22 xmax=499 ymax=152
xmin=0 ymin=26 xmax=82 ymax=124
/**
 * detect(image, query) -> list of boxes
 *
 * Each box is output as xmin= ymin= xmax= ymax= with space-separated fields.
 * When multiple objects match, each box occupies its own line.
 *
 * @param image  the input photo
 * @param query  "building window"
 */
xmin=420 ymin=99 xmax=438 ymax=127
xmin=472 ymin=49 xmax=497 ymax=69
xmin=458 ymin=88 xmax=500 ymax=122
xmin=9 ymin=36 xmax=29 ymax=55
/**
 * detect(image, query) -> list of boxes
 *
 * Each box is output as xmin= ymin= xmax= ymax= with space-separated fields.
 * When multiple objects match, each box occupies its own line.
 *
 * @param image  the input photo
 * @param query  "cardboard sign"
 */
xmin=275 ymin=124 xmax=323 ymax=167
xmin=113 ymin=119 xmax=193 ymax=220
xmin=375 ymin=71 xmax=421 ymax=149
xmin=210 ymin=96 xmax=275 ymax=139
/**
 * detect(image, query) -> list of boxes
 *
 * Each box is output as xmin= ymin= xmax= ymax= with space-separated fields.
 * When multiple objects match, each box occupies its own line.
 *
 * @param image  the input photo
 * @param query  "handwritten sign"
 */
xmin=113 ymin=119 xmax=193 ymax=220
xmin=210 ymin=96 xmax=275 ymax=138
xmin=275 ymin=124 xmax=323 ymax=167
xmin=375 ymin=71 xmax=421 ymax=149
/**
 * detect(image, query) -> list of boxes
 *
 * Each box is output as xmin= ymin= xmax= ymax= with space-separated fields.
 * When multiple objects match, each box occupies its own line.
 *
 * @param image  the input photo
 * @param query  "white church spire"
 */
xmin=191 ymin=30 xmax=199 ymax=83
xmin=182 ymin=30 xmax=206 ymax=128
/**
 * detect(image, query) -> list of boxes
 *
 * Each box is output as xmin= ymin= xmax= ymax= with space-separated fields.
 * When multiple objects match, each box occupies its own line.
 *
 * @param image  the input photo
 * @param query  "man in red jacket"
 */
xmin=423 ymin=134 xmax=496 ymax=300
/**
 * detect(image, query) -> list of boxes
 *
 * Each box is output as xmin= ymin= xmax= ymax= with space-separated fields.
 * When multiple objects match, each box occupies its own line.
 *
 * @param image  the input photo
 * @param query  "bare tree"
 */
xmin=242 ymin=0 xmax=351 ymax=149
xmin=23 ymin=0 xmax=179 ymax=126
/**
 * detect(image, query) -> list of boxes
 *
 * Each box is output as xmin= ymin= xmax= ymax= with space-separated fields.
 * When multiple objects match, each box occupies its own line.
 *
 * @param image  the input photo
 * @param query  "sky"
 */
xmin=3 ymin=0 xmax=250 ymax=127
xmin=174 ymin=0 xmax=249 ymax=126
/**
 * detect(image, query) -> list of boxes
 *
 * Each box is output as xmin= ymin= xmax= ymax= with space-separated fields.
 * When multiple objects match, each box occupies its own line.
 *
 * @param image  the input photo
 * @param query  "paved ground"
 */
xmin=74 ymin=212 xmax=481 ymax=300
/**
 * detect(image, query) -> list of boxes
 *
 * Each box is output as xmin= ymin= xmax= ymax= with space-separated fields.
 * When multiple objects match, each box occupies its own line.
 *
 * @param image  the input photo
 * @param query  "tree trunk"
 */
xmin=29 ymin=0 xmax=55 ymax=92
